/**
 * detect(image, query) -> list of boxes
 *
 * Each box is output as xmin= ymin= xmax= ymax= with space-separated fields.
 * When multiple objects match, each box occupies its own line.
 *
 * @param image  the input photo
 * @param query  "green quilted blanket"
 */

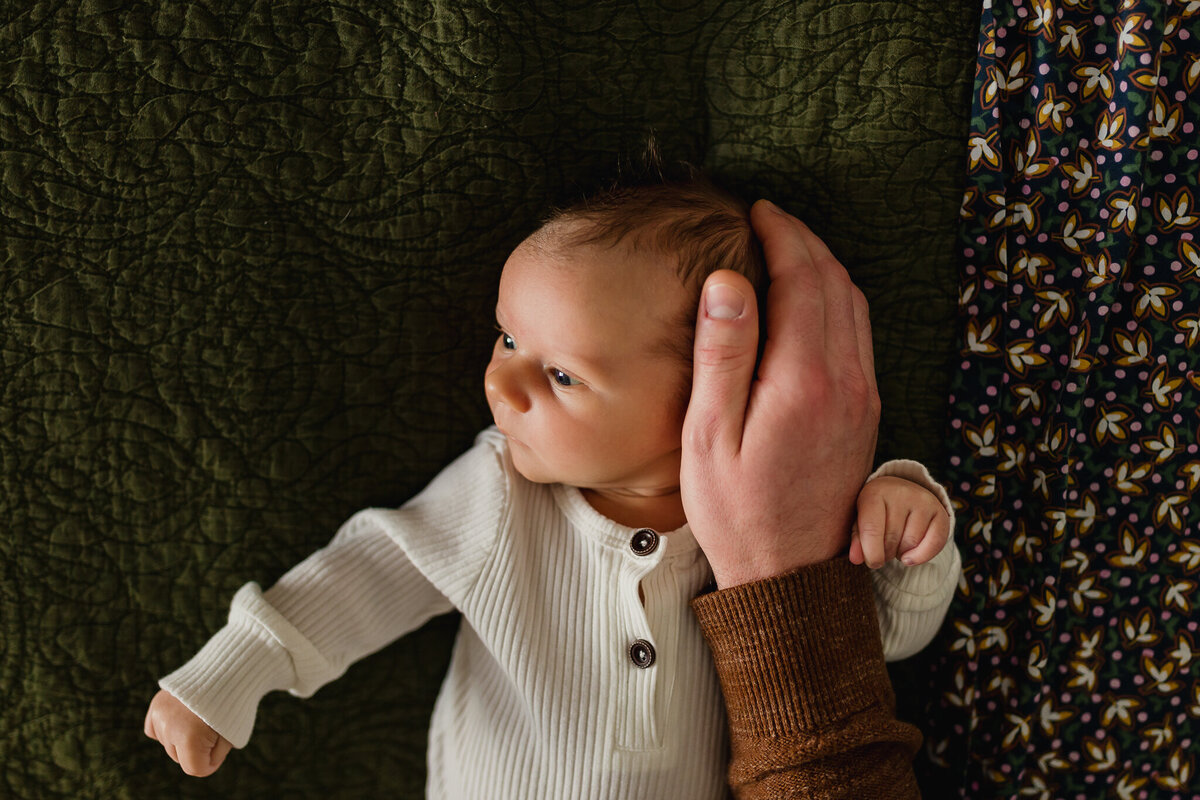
xmin=2 ymin=1 xmax=976 ymax=797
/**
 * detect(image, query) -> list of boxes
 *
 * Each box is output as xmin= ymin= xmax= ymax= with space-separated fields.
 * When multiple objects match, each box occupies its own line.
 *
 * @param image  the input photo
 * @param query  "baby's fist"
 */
xmin=849 ymin=476 xmax=950 ymax=569
xmin=144 ymin=689 xmax=232 ymax=777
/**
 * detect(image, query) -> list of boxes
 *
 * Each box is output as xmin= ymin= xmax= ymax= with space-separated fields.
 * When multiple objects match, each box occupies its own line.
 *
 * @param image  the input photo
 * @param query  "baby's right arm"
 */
xmin=143 ymin=431 xmax=511 ymax=774
xmin=144 ymin=689 xmax=232 ymax=777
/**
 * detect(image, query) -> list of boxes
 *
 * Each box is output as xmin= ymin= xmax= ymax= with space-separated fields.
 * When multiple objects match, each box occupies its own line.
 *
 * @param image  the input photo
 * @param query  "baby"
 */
xmin=145 ymin=171 xmax=961 ymax=798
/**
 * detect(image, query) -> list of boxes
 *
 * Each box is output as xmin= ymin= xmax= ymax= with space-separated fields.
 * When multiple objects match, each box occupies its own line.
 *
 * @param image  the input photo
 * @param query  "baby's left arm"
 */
xmin=849 ymin=475 xmax=951 ymax=570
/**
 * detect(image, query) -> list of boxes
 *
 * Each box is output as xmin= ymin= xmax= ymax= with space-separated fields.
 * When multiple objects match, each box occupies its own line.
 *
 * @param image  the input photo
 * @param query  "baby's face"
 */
xmin=485 ymin=229 xmax=693 ymax=495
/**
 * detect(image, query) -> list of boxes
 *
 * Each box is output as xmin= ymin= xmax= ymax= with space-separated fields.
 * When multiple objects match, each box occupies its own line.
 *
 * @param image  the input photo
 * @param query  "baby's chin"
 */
xmin=504 ymin=438 xmax=559 ymax=485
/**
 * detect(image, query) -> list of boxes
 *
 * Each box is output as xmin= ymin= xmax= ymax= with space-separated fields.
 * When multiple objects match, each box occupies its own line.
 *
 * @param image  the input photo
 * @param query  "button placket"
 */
xmin=616 ymin=528 xmax=666 ymax=749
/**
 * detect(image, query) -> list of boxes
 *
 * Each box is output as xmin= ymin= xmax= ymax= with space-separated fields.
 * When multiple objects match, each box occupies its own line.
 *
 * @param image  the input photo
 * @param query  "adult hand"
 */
xmin=680 ymin=200 xmax=880 ymax=588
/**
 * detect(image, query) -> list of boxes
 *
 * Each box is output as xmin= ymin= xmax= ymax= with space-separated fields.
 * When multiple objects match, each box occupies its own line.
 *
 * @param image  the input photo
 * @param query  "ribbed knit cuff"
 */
xmin=691 ymin=559 xmax=891 ymax=738
xmin=159 ymin=585 xmax=298 ymax=749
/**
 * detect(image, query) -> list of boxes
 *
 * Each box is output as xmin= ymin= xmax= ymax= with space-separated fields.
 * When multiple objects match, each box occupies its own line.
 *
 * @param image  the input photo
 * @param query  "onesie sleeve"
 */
xmin=159 ymin=430 xmax=512 ymax=748
xmin=866 ymin=459 xmax=962 ymax=662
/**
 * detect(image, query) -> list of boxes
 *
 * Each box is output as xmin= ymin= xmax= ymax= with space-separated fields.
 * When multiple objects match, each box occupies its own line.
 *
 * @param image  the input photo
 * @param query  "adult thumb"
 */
xmin=685 ymin=270 xmax=759 ymax=455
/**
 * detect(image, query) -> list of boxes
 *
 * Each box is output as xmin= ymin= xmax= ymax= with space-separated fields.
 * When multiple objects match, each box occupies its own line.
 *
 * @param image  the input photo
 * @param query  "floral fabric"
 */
xmin=923 ymin=0 xmax=1200 ymax=797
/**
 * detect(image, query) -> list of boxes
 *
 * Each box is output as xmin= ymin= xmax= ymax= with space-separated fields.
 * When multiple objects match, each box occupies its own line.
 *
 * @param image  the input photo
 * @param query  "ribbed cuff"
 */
xmin=691 ymin=559 xmax=891 ymax=738
xmin=159 ymin=586 xmax=298 ymax=749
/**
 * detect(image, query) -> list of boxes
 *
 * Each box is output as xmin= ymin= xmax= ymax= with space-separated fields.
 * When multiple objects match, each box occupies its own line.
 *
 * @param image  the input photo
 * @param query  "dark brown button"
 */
xmin=630 ymin=528 xmax=659 ymax=556
xmin=629 ymin=639 xmax=656 ymax=669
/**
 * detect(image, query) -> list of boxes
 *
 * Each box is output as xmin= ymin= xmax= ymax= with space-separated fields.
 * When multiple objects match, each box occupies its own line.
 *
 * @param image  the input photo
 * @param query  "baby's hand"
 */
xmin=848 ymin=476 xmax=950 ymax=569
xmin=144 ymin=689 xmax=232 ymax=777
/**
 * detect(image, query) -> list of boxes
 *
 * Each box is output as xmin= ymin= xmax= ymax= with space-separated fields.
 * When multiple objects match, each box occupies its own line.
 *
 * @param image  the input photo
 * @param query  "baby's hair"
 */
xmin=539 ymin=147 xmax=766 ymax=373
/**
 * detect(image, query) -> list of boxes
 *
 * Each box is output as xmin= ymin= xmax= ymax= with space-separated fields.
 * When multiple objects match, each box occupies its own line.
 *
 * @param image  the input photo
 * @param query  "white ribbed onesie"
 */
xmin=161 ymin=426 xmax=960 ymax=799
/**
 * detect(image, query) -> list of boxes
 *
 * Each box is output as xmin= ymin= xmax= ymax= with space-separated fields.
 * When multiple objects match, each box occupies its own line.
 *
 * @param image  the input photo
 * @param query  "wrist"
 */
xmin=707 ymin=533 xmax=847 ymax=590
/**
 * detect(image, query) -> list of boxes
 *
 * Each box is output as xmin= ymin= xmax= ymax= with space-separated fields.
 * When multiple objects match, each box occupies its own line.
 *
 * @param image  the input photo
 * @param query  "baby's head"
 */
xmin=485 ymin=170 xmax=765 ymax=497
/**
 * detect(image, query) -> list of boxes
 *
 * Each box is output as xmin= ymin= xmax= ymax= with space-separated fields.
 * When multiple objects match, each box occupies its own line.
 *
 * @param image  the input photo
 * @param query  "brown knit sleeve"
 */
xmin=692 ymin=559 xmax=922 ymax=800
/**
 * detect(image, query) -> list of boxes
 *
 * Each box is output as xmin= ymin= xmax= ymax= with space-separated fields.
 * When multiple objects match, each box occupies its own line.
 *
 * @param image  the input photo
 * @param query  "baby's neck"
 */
xmin=580 ymin=486 xmax=687 ymax=532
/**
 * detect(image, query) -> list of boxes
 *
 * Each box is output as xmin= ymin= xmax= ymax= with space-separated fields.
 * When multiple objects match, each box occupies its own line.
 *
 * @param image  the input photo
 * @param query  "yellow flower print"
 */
xmin=1120 ymin=608 xmax=1161 ymax=646
xmin=1143 ymin=716 xmax=1175 ymax=751
xmin=1157 ymin=188 xmax=1198 ymax=230
xmin=1177 ymin=239 xmax=1200 ymax=279
xmin=1082 ymin=251 xmax=1116 ymax=288
xmin=1001 ymin=713 xmax=1031 ymax=749
xmin=1107 ymin=189 xmax=1139 ymax=234
xmin=1037 ymin=696 xmax=1074 ymax=735
xmin=1171 ymin=633 xmax=1195 ymax=669
xmin=1094 ymin=403 xmax=1131 ymax=443
xmin=1059 ymin=22 xmax=1090 ymax=60
xmin=1012 ymin=520 xmax=1045 ymax=561
xmin=1185 ymin=54 xmax=1200 ymax=92
xmin=1141 ymin=423 xmax=1178 ymax=464
xmin=968 ymin=131 xmax=1002 ymax=171
xmin=1153 ymin=748 xmax=1193 ymax=791
xmin=1116 ymin=773 xmax=1150 ymax=799
xmin=1113 ymin=13 xmax=1151 ymax=58
xmin=1037 ymin=424 xmax=1068 ymax=461
xmin=1035 ymin=287 xmax=1073 ymax=330
xmin=997 ymin=440 xmax=1027 ymax=474
xmin=1134 ymin=282 xmax=1179 ymax=319
xmin=1073 ymin=61 xmax=1115 ymax=101
xmin=1005 ymin=339 xmax=1049 ymax=375
xmin=1163 ymin=580 xmax=1195 ymax=612
xmin=1014 ymin=249 xmax=1052 ymax=285
xmin=1143 ymin=364 xmax=1183 ymax=409
xmin=1112 ymin=326 xmax=1152 ymax=365
xmin=1084 ymin=737 xmax=1118 ymax=772
xmin=1141 ymin=94 xmax=1184 ymax=146
xmin=1096 ymin=108 xmax=1127 ymax=149
xmin=1061 ymin=150 xmax=1100 ymax=197
xmin=1008 ymin=195 xmax=1044 ymax=232
xmin=1141 ymin=655 xmax=1182 ymax=694
xmin=1057 ymin=209 xmax=1098 ymax=253
xmin=964 ymin=315 xmax=1001 ymax=354
xmin=1106 ymin=522 xmax=1151 ymax=565
xmin=988 ymin=558 xmax=1024 ymax=604
xmin=986 ymin=47 xmax=1030 ymax=102
xmin=1069 ymin=575 xmax=1111 ymax=614
xmin=1012 ymin=382 xmax=1044 ymax=415
xmin=1182 ymin=460 xmax=1200 ymax=491
xmin=1069 ymin=658 xmax=1099 ymax=691
xmin=1024 ymin=0 xmax=1056 ymax=40
xmin=1111 ymin=461 xmax=1153 ymax=495
xmin=963 ymin=417 xmax=998 ymax=457
xmin=1036 ymin=84 xmax=1073 ymax=133
xmin=1015 ymin=129 xmax=1055 ymax=179
xmin=1153 ymin=493 xmax=1188 ymax=531
xmin=1102 ymin=695 xmax=1143 ymax=728
xmin=1170 ymin=539 xmax=1200 ymax=572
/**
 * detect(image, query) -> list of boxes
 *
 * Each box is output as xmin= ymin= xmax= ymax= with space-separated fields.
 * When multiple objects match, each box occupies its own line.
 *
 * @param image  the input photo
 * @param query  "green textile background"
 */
xmin=2 ymin=1 xmax=976 ymax=797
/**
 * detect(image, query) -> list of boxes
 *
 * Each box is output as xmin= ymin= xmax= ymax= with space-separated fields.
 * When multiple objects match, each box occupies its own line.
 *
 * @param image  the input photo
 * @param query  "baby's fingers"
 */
xmin=899 ymin=510 xmax=951 ymax=566
xmin=854 ymin=492 xmax=890 ymax=569
xmin=176 ymin=729 xmax=230 ymax=777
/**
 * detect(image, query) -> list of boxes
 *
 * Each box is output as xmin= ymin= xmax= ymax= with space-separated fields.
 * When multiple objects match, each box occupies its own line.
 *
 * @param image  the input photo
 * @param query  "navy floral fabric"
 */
xmin=923 ymin=0 xmax=1200 ymax=797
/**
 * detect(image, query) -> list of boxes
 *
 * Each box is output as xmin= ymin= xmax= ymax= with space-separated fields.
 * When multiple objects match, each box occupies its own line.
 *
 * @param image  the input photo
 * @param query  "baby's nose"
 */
xmin=484 ymin=359 xmax=532 ymax=413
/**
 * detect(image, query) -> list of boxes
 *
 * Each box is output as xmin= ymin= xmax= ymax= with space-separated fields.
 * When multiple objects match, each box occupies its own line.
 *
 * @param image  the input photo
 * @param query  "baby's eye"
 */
xmin=549 ymin=368 xmax=580 ymax=387
xmin=500 ymin=333 xmax=516 ymax=350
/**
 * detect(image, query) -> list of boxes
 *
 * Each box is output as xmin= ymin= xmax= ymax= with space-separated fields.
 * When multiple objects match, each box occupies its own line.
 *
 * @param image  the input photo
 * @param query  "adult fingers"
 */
xmin=685 ymin=270 xmax=760 ymax=457
xmin=750 ymin=200 xmax=825 ymax=366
